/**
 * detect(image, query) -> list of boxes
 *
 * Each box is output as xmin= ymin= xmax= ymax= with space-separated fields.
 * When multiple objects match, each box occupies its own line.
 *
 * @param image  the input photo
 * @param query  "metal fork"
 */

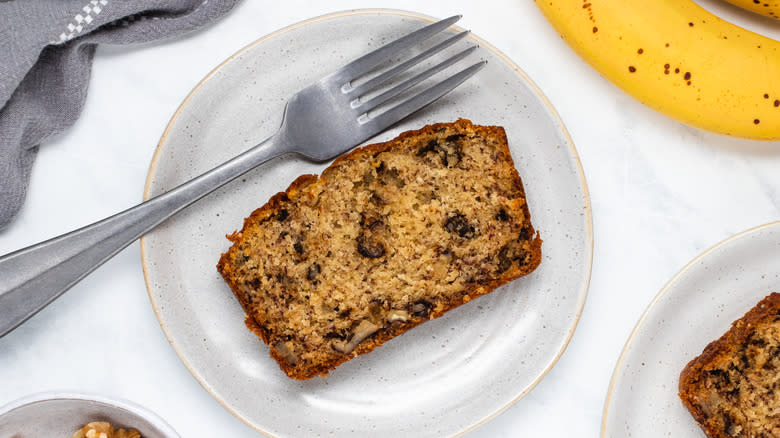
xmin=0 ymin=15 xmax=484 ymax=338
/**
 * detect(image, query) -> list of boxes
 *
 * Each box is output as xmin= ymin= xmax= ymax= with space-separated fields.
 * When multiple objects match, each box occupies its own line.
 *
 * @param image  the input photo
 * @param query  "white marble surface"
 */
xmin=0 ymin=1 xmax=778 ymax=437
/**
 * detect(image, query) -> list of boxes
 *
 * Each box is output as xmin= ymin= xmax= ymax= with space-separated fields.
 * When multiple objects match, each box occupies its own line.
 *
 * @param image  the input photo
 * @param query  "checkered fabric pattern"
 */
xmin=56 ymin=0 xmax=109 ymax=43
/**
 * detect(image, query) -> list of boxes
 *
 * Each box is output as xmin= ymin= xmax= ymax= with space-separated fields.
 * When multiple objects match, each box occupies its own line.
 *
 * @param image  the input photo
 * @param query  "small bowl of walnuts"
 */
xmin=0 ymin=392 xmax=179 ymax=438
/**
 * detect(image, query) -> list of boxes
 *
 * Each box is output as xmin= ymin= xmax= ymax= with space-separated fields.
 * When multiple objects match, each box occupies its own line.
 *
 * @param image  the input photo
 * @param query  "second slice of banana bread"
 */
xmin=679 ymin=292 xmax=780 ymax=437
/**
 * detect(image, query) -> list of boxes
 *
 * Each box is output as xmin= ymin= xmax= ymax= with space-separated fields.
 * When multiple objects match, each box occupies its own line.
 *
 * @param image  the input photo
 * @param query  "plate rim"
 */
xmin=600 ymin=220 xmax=780 ymax=436
xmin=140 ymin=8 xmax=594 ymax=437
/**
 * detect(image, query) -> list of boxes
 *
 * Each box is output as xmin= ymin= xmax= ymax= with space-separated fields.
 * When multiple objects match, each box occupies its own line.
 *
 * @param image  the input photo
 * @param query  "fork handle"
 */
xmin=0 ymin=133 xmax=289 ymax=338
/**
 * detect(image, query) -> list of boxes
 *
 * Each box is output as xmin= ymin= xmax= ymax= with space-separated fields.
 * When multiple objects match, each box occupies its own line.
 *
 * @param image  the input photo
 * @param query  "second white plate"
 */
xmin=603 ymin=221 xmax=780 ymax=437
xmin=141 ymin=9 xmax=592 ymax=438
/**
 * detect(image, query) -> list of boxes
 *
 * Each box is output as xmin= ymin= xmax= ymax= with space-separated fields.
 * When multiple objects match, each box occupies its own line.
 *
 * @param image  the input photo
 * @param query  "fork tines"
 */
xmin=337 ymin=15 xmax=486 ymax=129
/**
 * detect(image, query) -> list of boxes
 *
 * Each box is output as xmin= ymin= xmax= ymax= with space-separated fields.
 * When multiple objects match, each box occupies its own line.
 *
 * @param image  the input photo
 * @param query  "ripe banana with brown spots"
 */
xmin=536 ymin=0 xmax=780 ymax=140
xmin=722 ymin=0 xmax=780 ymax=20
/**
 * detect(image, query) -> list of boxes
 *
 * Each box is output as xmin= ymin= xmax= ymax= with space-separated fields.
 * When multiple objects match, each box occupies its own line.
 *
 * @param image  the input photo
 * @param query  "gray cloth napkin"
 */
xmin=0 ymin=0 xmax=240 ymax=230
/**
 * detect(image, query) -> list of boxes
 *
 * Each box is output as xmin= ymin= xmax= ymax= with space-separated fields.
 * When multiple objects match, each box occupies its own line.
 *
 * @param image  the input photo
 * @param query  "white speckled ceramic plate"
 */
xmin=0 ymin=392 xmax=179 ymax=438
xmin=602 ymin=221 xmax=780 ymax=437
xmin=141 ymin=9 xmax=592 ymax=438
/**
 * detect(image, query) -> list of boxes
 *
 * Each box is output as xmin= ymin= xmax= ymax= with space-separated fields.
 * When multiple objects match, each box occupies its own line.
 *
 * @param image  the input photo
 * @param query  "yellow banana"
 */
xmin=722 ymin=0 xmax=780 ymax=20
xmin=535 ymin=0 xmax=780 ymax=140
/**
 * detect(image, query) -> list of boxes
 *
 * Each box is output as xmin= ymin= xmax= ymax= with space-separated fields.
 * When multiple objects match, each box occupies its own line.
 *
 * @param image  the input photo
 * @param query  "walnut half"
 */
xmin=72 ymin=422 xmax=141 ymax=438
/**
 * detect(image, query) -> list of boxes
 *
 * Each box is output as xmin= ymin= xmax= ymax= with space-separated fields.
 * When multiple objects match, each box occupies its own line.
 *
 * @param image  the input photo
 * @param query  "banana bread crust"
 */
xmin=679 ymin=292 xmax=780 ymax=437
xmin=217 ymin=119 xmax=542 ymax=379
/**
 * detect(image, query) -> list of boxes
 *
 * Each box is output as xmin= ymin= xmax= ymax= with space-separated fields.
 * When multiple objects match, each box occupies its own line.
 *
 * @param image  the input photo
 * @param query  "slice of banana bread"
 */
xmin=217 ymin=119 xmax=542 ymax=379
xmin=679 ymin=292 xmax=780 ymax=437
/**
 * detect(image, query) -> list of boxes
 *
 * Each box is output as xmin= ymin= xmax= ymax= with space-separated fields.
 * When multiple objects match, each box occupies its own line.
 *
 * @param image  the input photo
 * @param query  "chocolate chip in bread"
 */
xmin=217 ymin=119 xmax=542 ymax=379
